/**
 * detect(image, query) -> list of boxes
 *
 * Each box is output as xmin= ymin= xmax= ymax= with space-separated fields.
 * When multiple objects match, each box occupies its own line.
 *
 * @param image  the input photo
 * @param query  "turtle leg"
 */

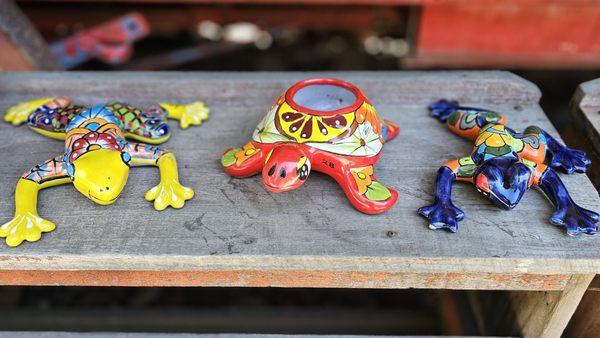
xmin=335 ymin=164 xmax=398 ymax=214
xmin=221 ymin=141 xmax=270 ymax=178
xmin=383 ymin=120 xmax=400 ymax=142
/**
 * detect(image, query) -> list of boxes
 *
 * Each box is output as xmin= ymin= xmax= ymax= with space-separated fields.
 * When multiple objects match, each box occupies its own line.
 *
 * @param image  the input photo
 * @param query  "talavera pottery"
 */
xmin=222 ymin=78 xmax=399 ymax=214
xmin=1 ymin=97 xmax=209 ymax=247
xmin=418 ymin=99 xmax=599 ymax=236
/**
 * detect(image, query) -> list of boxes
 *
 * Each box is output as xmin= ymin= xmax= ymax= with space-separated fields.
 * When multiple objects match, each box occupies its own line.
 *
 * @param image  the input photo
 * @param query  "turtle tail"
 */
xmin=383 ymin=120 xmax=399 ymax=142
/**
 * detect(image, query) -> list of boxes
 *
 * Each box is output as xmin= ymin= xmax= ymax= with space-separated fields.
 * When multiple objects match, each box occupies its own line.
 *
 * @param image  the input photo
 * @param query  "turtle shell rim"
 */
xmin=285 ymin=78 xmax=367 ymax=118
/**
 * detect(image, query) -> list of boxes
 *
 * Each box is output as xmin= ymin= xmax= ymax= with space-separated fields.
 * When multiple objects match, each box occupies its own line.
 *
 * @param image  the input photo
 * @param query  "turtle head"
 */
xmin=71 ymin=149 xmax=131 ymax=205
xmin=262 ymin=145 xmax=311 ymax=193
xmin=473 ymin=157 xmax=531 ymax=210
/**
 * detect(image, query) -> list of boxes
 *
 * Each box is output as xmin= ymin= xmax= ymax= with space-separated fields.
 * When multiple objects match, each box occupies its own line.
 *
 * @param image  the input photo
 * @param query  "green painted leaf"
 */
xmin=365 ymin=182 xmax=392 ymax=201
xmin=448 ymin=111 xmax=460 ymax=125
xmin=221 ymin=148 xmax=239 ymax=167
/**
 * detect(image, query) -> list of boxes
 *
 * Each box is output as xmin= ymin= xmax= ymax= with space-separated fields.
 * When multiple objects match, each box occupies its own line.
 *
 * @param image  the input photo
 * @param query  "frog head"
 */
xmin=473 ymin=157 xmax=531 ymax=210
xmin=70 ymin=149 xmax=131 ymax=205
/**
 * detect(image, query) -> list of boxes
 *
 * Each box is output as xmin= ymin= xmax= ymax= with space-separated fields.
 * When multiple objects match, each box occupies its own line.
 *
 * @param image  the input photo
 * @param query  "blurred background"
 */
xmin=1 ymin=0 xmax=599 ymax=336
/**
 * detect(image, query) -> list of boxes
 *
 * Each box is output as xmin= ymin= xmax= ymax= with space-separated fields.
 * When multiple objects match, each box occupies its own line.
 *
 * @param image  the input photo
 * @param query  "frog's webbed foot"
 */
xmin=0 ymin=212 xmax=56 ymax=247
xmin=549 ymin=148 xmax=591 ymax=174
xmin=418 ymin=200 xmax=465 ymax=233
xmin=4 ymin=98 xmax=54 ymax=126
xmin=160 ymin=101 xmax=210 ymax=129
xmin=550 ymin=204 xmax=599 ymax=236
xmin=145 ymin=179 xmax=194 ymax=211
xmin=428 ymin=99 xmax=459 ymax=122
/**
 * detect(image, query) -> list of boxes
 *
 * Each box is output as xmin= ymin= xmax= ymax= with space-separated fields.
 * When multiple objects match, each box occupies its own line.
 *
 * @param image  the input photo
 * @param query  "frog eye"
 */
xmin=121 ymin=152 xmax=131 ymax=165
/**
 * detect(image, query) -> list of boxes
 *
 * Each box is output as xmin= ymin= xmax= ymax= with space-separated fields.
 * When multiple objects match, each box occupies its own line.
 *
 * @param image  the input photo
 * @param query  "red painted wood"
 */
xmin=417 ymin=2 xmax=600 ymax=64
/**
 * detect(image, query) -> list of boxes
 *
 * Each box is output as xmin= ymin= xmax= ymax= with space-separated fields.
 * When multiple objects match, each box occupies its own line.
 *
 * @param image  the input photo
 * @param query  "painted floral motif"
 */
xmin=252 ymin=106 xmax=289 ymax=144
xmin=221 ymin=142 xmax=261 ymax=167
xmin=355 ymin=102 xmax=382 ymax=139
xmin=350 ymin=165 xmax=392 ymax=201
xmin=69 ymin=131 xmax=122 ymax=162
xmin=309 ymin=122 xmax=383 ymax=157
xmin=274 ymin=101 xmax=356 ymax=143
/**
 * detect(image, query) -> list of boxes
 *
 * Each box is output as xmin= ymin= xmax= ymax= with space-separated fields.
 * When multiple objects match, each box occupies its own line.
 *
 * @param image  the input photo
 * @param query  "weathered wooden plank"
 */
xmin=510 ymin=274 xmax=594 ymax=338
xmin=0 ymin=334 xmax=498 ymax=338
xmin=0 ymin=72 xmax=598 ymax=287
xmin=564 ymin=277 xmax=600 ymax=338
xmin=571 ymin=78 xmax=600 ymax=155
xmin=0 ymin=270 xmax=572 ymax=290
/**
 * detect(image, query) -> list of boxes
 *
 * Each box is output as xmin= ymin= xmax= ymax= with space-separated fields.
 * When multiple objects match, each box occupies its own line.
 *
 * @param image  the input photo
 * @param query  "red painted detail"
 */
xmin=285 ymin=78 xmax=368 ymax=118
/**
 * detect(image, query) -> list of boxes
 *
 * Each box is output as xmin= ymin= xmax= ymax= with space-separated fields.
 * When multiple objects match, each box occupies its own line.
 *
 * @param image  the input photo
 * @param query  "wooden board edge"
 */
xmin=0 ymin=269 xmax=572 ymax=290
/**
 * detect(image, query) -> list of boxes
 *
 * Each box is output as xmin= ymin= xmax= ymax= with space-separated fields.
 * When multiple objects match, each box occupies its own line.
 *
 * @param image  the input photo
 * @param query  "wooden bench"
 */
xmin=572 ymin=78 xmax=600 ymax=156
xmin=0 ymin=71 xmax=598 ymax=337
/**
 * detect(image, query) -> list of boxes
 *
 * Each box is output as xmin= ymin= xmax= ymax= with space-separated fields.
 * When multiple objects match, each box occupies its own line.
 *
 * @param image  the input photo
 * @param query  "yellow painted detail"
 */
xmin=458 ymin=157 xmax=475 ymax=166
xmin=350 ymin=166 xmax=373 ymax=195
xmin=276 ymin=102 xmax=356 ymax=143
xmin=125 ymin=132 xmax=170 ymax=145
xmin=0 ymin=177 xmax=70 ymax=247
xmin=72 ymin=149 xmax=129 ymax=205
xmin=511 ymin=137 xmax=525 ymax=152
xmin=30 ymin=127 xmax=67 ymax=140
xmin=4 ymin=97 xmax=54 ymax=126
xmin=521 ymin=158 xmax=536 ymax=168
xmin=160 ymin=101 xmax=210 ymax=129
xmin=297 ymin=156 xmax=307 ymax=170
xmin=485 ymin=133 xmax=507 ymax=147
xmin=143 ymin=152 xmax=195 ymax=211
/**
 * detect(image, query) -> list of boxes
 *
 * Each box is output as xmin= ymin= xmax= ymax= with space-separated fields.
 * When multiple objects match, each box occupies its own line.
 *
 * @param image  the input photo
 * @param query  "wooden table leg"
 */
xmin=511 ymin=274 xmax=594 ymax=338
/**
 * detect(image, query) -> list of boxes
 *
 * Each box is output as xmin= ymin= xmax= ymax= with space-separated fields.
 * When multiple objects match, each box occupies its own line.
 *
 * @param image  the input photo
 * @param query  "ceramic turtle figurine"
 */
xmin=1 ymin=96 xmax=209 ymax=247
xmin=221 ymin=78 xmax=399 ymax=214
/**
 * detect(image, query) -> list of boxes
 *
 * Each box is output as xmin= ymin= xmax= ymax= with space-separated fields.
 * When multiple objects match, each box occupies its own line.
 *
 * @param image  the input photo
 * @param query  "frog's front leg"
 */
xmin=125 ymin=142 xmax=194 ymax=210
xmin=418 ymin=158 xmax=474 ymax=232
xmin=160 ymin=101 xmax=210 ymax=129
xmin=0 ymin=155 xmax=71 ymax=247
xmin=512 ymin=126 xmax=591 ymax=174
xmin=533 ymin=165 xmax=599 ymax=235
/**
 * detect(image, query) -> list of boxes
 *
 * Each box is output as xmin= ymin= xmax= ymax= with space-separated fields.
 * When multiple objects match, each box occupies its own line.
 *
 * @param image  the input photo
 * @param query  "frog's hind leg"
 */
xmin=160 ymin=101 xmax=210 ymax=129
xmin=428 ymin=99 xmax=506 ymax=141
xmin=512 ymin=125 xmax=590 ymax=174
xmin=106 ymin=102 xmax=172 ymax=145
xmin=4 ymin=97 xmax=70 ymax=126
xmin=5 ymin=97 xmax=75 ymax=140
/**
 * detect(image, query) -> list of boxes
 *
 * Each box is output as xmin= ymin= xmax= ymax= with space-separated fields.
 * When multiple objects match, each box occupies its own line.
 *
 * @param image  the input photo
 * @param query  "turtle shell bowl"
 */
xmin=221 ymin=78 xmax=400 ymax=214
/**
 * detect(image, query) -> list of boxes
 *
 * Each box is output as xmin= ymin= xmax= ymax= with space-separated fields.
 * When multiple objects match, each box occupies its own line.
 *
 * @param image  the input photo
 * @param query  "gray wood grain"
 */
xmin=0 ymin=71 xmax=598 ymax=277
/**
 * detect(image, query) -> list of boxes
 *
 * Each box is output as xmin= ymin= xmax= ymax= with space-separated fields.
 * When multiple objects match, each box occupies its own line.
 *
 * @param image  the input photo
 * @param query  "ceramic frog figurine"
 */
xmin=1 ymin=97 xmax=209 ymax=247
xmin=419 ymin=100 xmax=599 ymax=236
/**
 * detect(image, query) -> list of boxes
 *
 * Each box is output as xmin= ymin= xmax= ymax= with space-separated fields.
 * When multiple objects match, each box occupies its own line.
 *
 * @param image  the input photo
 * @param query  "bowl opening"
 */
xmin=291 ymin=84 xmax=358 ymax=114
